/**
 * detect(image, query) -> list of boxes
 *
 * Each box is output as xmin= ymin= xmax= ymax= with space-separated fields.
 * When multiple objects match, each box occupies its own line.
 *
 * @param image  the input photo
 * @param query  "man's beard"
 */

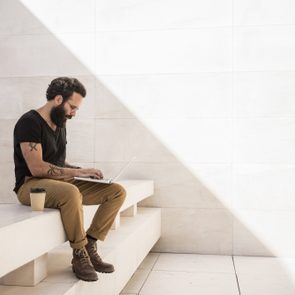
xmin=50 ymin=104 xmax=72 ymax=128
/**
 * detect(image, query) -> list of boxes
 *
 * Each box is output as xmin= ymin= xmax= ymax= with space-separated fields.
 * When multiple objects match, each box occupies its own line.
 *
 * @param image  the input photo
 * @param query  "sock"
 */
xmin=87 ymin=234 xmax=97 ymax=242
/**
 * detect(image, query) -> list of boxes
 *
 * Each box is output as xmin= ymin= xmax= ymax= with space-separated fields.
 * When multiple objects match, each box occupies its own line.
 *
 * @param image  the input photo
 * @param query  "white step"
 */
xmin=0 ymin=179 xmax=154 ymax=278
xmin=0 ymin=207 xmax=161 ymax=295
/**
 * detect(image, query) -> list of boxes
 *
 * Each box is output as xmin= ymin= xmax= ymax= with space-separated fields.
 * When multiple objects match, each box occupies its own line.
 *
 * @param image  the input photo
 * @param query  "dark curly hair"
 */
xmin=46 ymin=77 xmax=86 ymax=101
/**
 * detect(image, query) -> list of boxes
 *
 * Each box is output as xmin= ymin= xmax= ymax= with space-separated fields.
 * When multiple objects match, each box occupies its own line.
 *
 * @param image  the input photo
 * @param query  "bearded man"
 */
xmin=13 ymin=77 xmax=126 ymax=282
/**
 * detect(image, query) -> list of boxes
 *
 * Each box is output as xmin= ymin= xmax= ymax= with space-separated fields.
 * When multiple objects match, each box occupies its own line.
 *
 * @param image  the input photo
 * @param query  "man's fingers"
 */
xmin=83 ymin=168 xmax=103 ymax=179
xmin=95 ymin=170 xmax=103 ymax=179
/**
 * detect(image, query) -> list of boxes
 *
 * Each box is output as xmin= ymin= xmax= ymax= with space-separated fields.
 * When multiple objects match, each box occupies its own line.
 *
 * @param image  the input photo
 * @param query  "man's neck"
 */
xmin=36 ymin=105 xmax=57 ymax=131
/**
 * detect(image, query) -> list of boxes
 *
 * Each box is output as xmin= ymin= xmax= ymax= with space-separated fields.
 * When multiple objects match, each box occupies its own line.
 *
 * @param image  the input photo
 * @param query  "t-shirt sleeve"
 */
xmin=14 ymin=116 xmax=42 ymax=144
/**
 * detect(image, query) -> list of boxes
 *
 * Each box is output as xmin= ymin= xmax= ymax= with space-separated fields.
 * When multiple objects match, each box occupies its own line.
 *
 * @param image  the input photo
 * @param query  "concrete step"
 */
xmin=0 ymin=179 xmax=154 ymax=278
xmin=0 ymin=207 xmax=161 ymax=295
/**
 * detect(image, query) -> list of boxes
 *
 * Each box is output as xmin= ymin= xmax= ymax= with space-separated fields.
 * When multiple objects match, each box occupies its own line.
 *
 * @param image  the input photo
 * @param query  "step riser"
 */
xmin=0 ymin=254 xmax=48 ymax=286
xmin=0 ymin=212 xmax=66 ymax=278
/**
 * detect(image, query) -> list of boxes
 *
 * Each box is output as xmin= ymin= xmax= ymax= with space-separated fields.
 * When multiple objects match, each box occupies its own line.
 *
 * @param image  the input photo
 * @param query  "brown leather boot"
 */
xmin=71 ymin=247 xmax=98 ymax=281
xmin=85 ymin=238 xmax=115 ymax=273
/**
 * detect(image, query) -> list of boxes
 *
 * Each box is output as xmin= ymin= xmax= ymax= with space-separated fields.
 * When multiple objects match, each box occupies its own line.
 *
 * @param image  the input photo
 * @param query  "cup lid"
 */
xmin=30 ymin=187 xmax=46 ymax=193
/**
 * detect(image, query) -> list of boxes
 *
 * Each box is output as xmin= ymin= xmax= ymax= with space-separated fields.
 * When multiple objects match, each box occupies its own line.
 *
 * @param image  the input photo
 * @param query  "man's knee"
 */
xmin=112 ymin=183 xmax=126 ymax=203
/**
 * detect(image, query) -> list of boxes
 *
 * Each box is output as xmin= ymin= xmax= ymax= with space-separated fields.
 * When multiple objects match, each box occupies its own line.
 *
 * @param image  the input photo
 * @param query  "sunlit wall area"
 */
xmin=1 ymin=0 xmax=295 ymax=257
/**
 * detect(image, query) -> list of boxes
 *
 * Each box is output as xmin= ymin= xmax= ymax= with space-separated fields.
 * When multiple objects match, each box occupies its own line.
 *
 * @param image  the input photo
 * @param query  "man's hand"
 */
xmin=76 ymin=168 xmax=104 ymax=179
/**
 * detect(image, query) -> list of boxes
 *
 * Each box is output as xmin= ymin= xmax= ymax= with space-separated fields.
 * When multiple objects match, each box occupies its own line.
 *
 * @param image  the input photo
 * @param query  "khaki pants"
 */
xmin=16 ymin=176 xmax=126 ymax=249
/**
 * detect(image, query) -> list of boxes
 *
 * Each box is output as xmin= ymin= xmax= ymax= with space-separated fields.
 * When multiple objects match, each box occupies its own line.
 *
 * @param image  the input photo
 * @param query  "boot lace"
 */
xmin=87 ymin=240 xmax=102 ymax=262
xmin=74 ymin=248 xmax=91 ymax=266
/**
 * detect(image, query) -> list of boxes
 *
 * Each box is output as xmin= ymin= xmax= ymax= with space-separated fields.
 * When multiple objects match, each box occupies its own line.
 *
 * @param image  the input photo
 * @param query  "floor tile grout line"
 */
xmin=142 ymin=269 xmax=237 ymax=275
xmin=137 ymin=253 xmax=161 ymax=295
xmin=231 ymin=0 xmax=235 ymax=261
xmin=232 ymin=256 xmax=242 ymax=295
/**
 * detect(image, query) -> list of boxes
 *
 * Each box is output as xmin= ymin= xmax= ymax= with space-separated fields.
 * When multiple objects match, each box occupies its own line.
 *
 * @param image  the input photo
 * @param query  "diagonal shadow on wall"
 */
xmin=0 ymin=0 xmax=295 ymax=292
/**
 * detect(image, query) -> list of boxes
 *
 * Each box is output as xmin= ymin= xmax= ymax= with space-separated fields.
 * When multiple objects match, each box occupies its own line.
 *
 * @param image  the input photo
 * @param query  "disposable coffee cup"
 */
xmin=30 ymin=187 xmax=46 ymax=211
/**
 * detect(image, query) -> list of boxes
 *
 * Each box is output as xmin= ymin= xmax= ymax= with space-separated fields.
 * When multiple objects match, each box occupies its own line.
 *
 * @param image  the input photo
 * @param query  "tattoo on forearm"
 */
xmin=29 ymin=142 xmax=38 ymax=151
xmin=47 ymin=164 xmax=64 ymax=177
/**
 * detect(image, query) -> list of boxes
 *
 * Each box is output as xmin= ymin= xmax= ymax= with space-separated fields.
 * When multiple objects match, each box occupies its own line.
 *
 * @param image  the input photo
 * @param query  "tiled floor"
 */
xmin=120 ymin=253 xmax=295 ymax=295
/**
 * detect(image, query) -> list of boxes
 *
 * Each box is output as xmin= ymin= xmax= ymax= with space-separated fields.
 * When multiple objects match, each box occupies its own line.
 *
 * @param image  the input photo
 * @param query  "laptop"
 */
xmin=74 ymin=157 xmax=136 ymax=184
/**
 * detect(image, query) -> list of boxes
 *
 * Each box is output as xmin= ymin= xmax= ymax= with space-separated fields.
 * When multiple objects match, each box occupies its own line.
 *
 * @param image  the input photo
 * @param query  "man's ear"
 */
xmin=54 ymin=95 xmax=63 ymax=106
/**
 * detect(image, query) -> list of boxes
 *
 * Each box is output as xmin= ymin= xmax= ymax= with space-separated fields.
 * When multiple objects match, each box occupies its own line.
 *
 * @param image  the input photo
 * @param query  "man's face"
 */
xmin=50 ymin=92 xmax=83 ymax=128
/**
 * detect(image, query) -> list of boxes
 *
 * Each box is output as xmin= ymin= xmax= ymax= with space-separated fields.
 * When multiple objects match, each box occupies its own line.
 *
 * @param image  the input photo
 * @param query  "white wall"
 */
xmin=1 ymin=0 xmax=295 ymax=257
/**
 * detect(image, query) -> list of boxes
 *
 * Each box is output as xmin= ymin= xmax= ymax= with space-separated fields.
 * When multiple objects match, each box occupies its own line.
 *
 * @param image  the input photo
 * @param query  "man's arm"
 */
xmin=20 ymin=142 xmax=103 ymax=179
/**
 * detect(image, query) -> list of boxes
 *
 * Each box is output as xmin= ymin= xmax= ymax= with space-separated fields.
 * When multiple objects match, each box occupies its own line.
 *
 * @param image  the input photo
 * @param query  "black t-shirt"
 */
xmin=13 ymin=110 xmax=67 ymax=193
